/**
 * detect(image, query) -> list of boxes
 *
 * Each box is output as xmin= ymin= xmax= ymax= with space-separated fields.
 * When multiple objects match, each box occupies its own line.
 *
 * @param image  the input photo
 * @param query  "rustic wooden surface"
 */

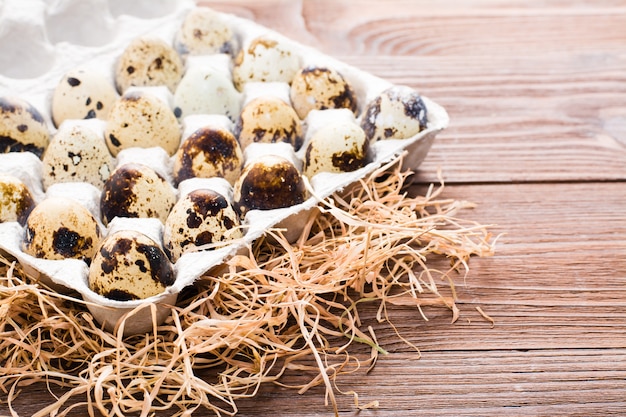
xmin=3 ymin=0 xmax=626 ymax=416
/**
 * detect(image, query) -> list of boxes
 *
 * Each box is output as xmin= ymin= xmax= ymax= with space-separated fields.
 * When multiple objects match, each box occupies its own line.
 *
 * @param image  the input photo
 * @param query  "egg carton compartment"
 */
xmin=0 ymin=0 xmax=449 ymax=334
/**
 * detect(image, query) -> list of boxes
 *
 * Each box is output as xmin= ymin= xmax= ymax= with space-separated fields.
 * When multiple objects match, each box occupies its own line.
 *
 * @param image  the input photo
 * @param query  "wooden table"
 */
xmin=4 ymin=1 xmax=625 ymax=416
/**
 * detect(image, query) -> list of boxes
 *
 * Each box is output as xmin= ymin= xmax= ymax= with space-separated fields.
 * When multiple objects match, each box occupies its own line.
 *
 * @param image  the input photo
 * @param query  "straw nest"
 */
xmin=0 ymin=158 xmax=496 ymax=416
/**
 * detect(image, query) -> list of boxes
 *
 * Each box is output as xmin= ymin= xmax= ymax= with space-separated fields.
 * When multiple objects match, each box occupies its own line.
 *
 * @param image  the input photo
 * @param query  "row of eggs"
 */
xmin=0 ymin=7 xmax=429 ymax=303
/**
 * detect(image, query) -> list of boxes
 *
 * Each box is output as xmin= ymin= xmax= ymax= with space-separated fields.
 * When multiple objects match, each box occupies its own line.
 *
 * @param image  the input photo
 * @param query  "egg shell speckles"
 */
xmin=233 ymin=154 xmax=306 ymax=216
xmin=0 ymin=96 xmax=49 ymax=158
xmin=51 ymin=69 xmax=118 ymax=128
xmin=115 ymin=36 xmax=184 ymax=94
xmin=89 ymin=229 xmax=174 ymax=301
xmin=303 ymin=121 xmax=369 ymax=178
xmin=360 ymin=86 xmax=428 ymax=142
xmin=290 ymin=66 xmax=358 ymax=119
xmin=173 ymin=125 xmax=243 ymax=186
xmin=173 ymin=66 xmax=241 ymax=121
xmin=22 ymin=197 xmax=101 ymax=263
xmin=105 ymin=90 xmax=181 ymax=156
xmin=42 ymin=123 xmax=114 ymax=190
xmin=164 ymin=188 xmax=243 ymax=262
xmin=235 ymin=97 xmax=302 ymax=151
xmin=100 ymin=163 xmax=176 ymax=225
xmin=232 ymin=37 xmax=300 ymax=91
xmin=175 ymin=7 xmax=238 ymax=56
xmin=0 ymin=173 xmax=35 ymax=225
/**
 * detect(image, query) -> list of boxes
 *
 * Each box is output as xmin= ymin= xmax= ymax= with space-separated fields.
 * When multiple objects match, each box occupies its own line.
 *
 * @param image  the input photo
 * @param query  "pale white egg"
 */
xmin=105 ymin=90 xmax=181 ymax=156
xmin=360 ymin=86 xmax=428 ymax=142
xmin=42 ymin=123 xmax=114 ymax=189
xmin=303 ymin=120 xmax=369 ymax=178
xmin=51 ymin=69 xmax=118 ymax=127
xmin=232 ymin=37 xmax=300 ymax=91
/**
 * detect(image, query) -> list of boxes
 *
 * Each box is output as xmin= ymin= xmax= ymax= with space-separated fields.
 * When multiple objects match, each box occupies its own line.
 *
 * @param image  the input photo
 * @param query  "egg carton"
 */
xmin=0 ymin=0 xmax=449 ymax=334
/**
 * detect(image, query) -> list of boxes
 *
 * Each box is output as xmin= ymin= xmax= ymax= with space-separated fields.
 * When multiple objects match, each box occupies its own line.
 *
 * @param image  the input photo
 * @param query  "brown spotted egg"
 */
xmin=0 ymin=96 xmax=49 ymax=158
xmin=100 ymin=163 xmax=176 ymax=225
xmin=89 ymin=229 xmax=174 ymax=301
xmin=164 ymin=188 xmax=243 ymax=262
xmin=235 ymin=97 xmax=302 ymax=151
xmin=51 ymin=69 xmax=118 ymax=127
xmin=303 ymin=121 xmax=369 ymax=178
xmin=0 ymin=173 xmax=35 ymax=225
xmin=175 ymin=7 xmax=238 ymax=56
xmin=22 ymin=197 xmax=101 ymax=263
xmin=42 ymin=123 xmax=114 ymax=189
xmin=290 ymin=66 xmax=358 ymax=119
xmin=360 ymin=86 xmax=428 ymax=142
xmin=115 ymin=36 xmax=184 ymax=94
xmin=105 ymin=90 xmax=181 ymax=156
xmin=232 ymin=37 xmax=300 ymax=91
xmin=173 ymin=125 xmax=243 ymax=186
xmin=233 ymin=154 xmax=306 ymax=216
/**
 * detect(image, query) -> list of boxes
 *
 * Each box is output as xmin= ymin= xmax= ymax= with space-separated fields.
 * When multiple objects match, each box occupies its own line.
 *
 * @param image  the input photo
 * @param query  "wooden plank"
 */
xmin=202 ymin=1 xmax=626 ymax=183
xmin=8 ymin=349 xmax=626 ymax=416
xmin=2 ymin=182 xmax=624 ymax=416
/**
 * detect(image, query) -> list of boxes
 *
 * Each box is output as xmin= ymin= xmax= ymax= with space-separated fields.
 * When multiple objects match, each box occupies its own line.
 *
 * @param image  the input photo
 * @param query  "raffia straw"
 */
xmin=0 ymin=157 xmax=496 ymax=416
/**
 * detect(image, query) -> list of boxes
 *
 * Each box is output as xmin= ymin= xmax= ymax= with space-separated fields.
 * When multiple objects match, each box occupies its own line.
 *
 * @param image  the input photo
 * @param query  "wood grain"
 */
xmin=2 ymin=1 xmax=626 ymax=416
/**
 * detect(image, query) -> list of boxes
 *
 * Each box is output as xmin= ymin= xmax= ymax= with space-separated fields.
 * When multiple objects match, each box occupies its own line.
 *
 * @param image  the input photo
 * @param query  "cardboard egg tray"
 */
xmin=0 ymin=0 xmax=449 ymax=334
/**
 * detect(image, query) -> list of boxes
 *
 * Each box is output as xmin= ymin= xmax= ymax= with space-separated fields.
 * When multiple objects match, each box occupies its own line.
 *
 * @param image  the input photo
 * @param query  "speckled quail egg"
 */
xmin=115 ymin=36 xmax=184 ymax=94
xmin=100 ymin=163 xmax=176 ymax=225
xmin=173 ymin=126 xmax=243 ymax=186
xmin=175 ymin=7 xmax=238 ymax=56
xmin=232 ymin=37 xmax=300 ymax=91
xmin=303 ymin=121 xmax=369 ymax=178
xmin=173 ymin=66 xmax=241 ymax=121
xmin=290 ymin=66 xmax=358 ymax=119
xmin=42 ymin=123 xmax=114 ymax=189
xmin=89 ymin=229 xmax=175 ymax=301
xmin=0 ymin=173 xmax=35 ymax=225
xmin=105 ymin=90 xmax=181 ymax=156
xmin=51 ymin=69 xmax=118 ymax=127
xmin=163 ymin=188 xmax=243 ymax=262
xmin=235 ymin=97 xmax=302 ymax=150
xmin=360 ymin=86 xmax=428 ymax=142
xmin=22 ymin=197 xmax=101 ymax=263
xmin=0 ymin=96 xmax=49 ymax=158
xmin=233 ymin=154 xmax=306 ymax=216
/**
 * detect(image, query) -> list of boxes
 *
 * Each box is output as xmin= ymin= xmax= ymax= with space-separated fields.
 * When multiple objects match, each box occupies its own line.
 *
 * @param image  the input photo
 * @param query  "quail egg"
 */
xmin=164 ymin=188 xmax=243 ymax=262
xmin=173 ymin=66 xmax=241 ymax=121
xmin=51 ymin=69 xmax=118 ymax=127
xmin=89 ymin=229 xmax=175 ymax=301
xmin=360 ymin=86 xmax=428 ymax=142
xmin=0 ymin=173 xmax=35 ymax=225
xmin=22 ymin=197 xmax=101 ymax=263
xmin=233 ymin=154 xmax=306 ymax=216
xmin=100 ymin=163 xmax=176 ymax=225
xmin=290 ymin=66 xmax=358 ymax=119
xmin=232 ymin=37 xmax=300 ymax=91
xmin=42 ymin=123 xmax=114 ymax=189
xmin=173 ymin=125 xmax=243 ymax=186
xmin=235 ymin=97 xmax=302 ymax=150
xmin=105 ymin=90 xmax=181 ymax=156
xmin=175 ymin=7 xmax=238 ymax=56
xmin=115 ymin=36 xmax=184 ymax=94
xmin=0 ymin=96 xmax=49 ymax=158
xmin=303 ymin=121 xmax=369 ymax=178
